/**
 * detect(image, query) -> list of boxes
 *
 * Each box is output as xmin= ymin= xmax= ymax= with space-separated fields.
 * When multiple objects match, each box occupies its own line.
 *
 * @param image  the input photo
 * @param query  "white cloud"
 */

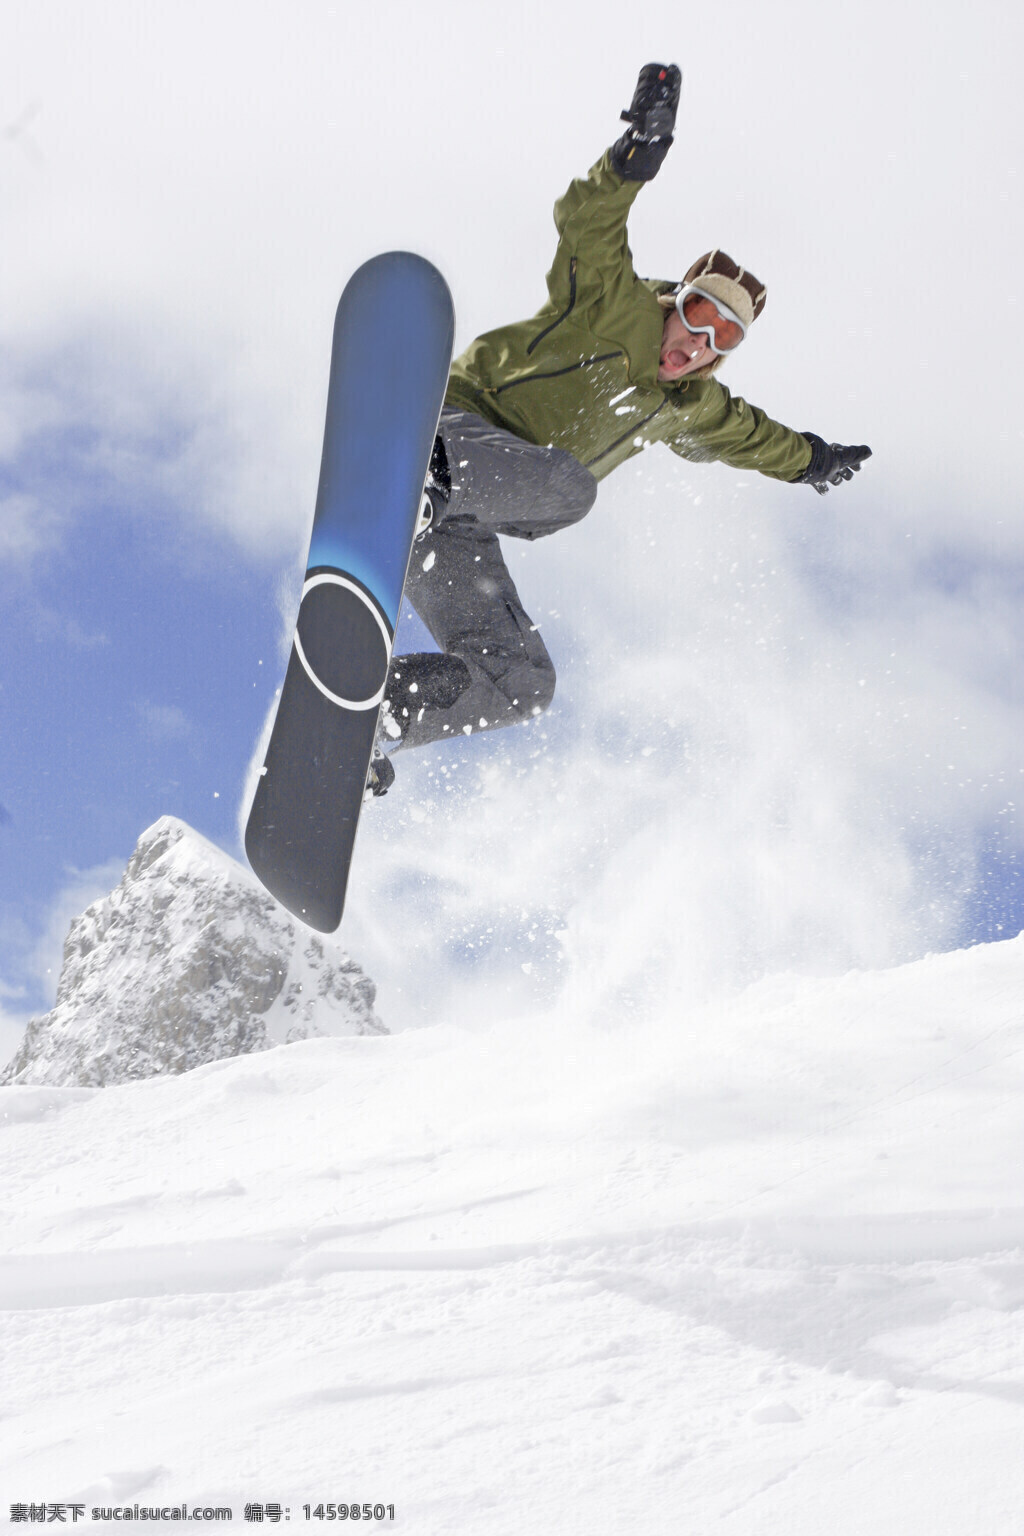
xmin=339 ymin=448 xmax=1024 ymax=1028
xmin=0 ymin=323 xmax=313 ymax=570
xmin=2 ymin=0 xmax=1021 ymax=565
xmin=133 ymin=700 xmax=194 ymax=745
xmin=0 ymin=492 xmax=62 ymax=561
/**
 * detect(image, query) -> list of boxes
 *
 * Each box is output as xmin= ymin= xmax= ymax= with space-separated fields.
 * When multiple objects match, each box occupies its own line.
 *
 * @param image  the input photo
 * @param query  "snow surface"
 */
xmin=4 ymin=932 xmax=1024 ymax=1532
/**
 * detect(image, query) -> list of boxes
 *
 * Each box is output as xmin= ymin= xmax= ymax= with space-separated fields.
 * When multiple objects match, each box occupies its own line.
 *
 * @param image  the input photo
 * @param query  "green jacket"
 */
xmin=445 ymin=151 xmax=812 ymax=485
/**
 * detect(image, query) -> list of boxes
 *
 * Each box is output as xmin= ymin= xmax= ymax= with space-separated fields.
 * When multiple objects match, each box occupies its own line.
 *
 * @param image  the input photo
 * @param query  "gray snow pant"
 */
xmin=388 ymin=407 xmax=598 ymax=752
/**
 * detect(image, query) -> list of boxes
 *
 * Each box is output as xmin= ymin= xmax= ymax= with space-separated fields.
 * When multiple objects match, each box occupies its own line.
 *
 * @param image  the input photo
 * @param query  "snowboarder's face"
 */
xmin=658 ymin=308 xmax=717 ymax=382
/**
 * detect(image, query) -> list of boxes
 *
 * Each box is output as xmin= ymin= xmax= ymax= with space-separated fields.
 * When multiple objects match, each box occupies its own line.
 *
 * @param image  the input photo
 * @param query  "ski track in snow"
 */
xmin=3 ymin=940 xmax=1024 ymax=1533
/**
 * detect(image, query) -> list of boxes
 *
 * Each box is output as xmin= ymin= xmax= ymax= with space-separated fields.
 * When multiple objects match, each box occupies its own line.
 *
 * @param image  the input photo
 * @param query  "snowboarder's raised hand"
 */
xmin=610 ymin=63 xmax=681 ymax=182
xmin=797 ymin=434 xmax=873 ymax=495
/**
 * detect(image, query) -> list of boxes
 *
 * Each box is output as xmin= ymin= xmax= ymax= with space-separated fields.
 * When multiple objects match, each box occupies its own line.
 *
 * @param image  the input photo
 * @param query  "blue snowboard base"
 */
xmin=245 ymin=253 xmax=454 ymax=932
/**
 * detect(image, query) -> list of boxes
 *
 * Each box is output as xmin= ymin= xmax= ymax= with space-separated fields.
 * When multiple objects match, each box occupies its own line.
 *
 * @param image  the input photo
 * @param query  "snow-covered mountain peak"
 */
xmin=3 ymin=816 xmax=384 ymax=1088
xmin=122 ymin=812 xmax=239 ymax=887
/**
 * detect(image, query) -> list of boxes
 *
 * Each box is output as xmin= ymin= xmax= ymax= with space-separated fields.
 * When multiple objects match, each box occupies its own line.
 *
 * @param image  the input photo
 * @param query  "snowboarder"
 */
xmin=368 ymin=64 xmax=871 ymax=795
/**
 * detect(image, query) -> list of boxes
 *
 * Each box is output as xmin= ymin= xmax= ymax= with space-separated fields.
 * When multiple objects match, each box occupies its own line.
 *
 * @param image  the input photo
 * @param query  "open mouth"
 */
xmin=664 ymin=345 xmax=701 ymax=371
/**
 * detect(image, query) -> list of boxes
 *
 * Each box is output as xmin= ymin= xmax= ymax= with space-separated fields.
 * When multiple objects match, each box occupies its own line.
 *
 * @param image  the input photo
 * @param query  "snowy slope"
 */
xmin=3 ymin=933 xmax=1024 ymax=1533
xmin=2 ymin=818 xmax=383 ymax=1087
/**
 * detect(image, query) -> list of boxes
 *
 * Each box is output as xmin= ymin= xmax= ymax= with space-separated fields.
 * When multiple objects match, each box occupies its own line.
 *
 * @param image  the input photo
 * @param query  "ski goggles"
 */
xmin=674 ymin=284 xmax=747 ymax=354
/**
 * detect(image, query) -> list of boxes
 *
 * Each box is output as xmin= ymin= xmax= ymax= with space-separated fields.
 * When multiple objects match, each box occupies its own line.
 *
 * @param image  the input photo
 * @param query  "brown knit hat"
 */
xmin=682 ymin=250 xmax=766 ymax=329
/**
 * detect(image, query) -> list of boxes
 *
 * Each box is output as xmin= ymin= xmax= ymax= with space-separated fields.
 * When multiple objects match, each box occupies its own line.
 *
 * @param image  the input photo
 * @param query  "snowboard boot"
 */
xmin=365 ymin=746 xmax=395 ymax=798
xmin=364 ymin=699 xmax=402 ymax=799
xmin=416 ymin=433 xmax=451 ymax=539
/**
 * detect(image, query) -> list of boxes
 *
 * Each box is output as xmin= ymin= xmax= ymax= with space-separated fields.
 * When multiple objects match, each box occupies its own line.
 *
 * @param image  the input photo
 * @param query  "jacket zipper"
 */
xmin=526 ymin=256 xmax=578 ymax=355
xmin=585 ymin=402 xmax=667 ymax=468
xmin=491 ymin=349 xmax=623 ymax=397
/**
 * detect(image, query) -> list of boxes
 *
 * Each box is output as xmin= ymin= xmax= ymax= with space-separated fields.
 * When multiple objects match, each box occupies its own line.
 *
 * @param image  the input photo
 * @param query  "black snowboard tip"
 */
xmin=245 ymin=820 xmax=348 ymax=934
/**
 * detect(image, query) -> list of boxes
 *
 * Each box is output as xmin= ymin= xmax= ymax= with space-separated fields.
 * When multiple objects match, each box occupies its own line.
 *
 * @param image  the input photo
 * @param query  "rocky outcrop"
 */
xmin=2 ymin=817 xmax=384 ymax=1087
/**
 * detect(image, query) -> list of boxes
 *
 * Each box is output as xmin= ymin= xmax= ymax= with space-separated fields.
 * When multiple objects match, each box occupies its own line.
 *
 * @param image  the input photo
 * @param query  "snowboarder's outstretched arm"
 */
xmin=666 ymin=377 xmax=875 ymax=489
xmin=669 ymin=391 xmax=873 ymax=490
xmin=543 ymin=64 xmax=681 ymax=319
xmin=670 ymin=384 xmax=816 ymax=484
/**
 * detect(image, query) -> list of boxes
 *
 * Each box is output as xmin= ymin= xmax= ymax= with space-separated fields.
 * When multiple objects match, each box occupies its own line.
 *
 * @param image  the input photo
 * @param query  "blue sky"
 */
xmin=0 ymin=410 xmax=279 ymax=951
xmin=2 ymin=0 xmax=1024 ymax=1042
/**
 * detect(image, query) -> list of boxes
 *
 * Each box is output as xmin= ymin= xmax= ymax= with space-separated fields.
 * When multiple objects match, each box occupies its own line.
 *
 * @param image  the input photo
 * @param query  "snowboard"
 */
xmin=244 ymin=253 xmax=455 ymax=932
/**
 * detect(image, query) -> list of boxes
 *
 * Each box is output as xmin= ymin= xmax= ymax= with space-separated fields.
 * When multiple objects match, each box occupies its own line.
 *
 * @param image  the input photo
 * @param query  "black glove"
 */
xmin=610 ymin=63 xmax=681 ymax=182
xmin=797 ymin=433 xmax=872 ymax=495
